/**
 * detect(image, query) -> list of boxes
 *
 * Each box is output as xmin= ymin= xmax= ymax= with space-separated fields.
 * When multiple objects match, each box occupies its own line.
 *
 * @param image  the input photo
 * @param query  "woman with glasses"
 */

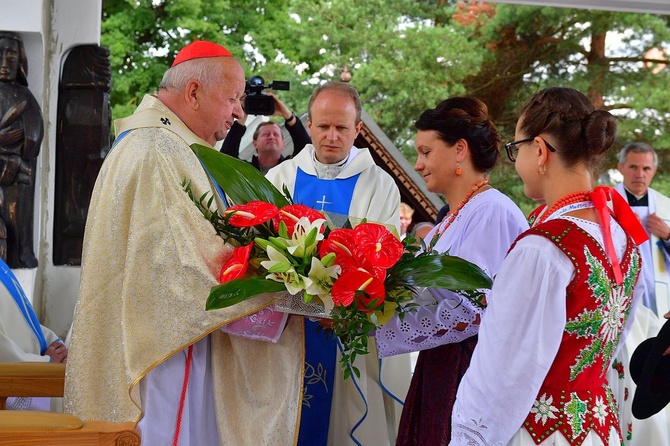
xmin=451 ymin=87 xmax=648 ymax=446
xmin=374 ymin=97 xmax=528 ymax=445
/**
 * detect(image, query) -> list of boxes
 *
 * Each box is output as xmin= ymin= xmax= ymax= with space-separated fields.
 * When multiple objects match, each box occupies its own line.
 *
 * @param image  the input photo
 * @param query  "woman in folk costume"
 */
xmin=374 ymin=97 xmax=528 ymax=445
xmin=451 ymin=87 xmax=649 ymax=446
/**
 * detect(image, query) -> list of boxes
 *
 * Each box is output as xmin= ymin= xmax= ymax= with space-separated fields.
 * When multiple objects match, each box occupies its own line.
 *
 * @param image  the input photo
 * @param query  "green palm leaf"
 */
xmin=389 ymin=254 xmax=492 ymax=291
xmin=206 ymin=277 xmax=287 ymax=310
xmin=191 ymin=143 xmax=290 ymax=207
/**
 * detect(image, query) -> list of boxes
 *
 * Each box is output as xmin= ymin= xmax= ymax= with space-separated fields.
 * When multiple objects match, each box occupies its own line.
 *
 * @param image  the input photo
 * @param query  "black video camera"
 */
xmin=244 ymin=76 xmax=290 ymax=115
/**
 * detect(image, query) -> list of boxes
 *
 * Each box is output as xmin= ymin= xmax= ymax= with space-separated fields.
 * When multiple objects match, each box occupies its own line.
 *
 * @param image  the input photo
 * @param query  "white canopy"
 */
xmin=492 ymin=0 xmax=670 ymax=15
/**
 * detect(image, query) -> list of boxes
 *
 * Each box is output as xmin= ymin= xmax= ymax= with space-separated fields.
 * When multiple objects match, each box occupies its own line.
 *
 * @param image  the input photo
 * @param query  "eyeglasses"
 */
xmin=504 ymin=137 xmax=557 ymax=162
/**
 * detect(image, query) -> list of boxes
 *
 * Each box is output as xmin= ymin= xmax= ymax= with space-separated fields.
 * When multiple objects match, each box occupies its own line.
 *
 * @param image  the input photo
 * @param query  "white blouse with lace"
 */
xmin=375 ymin=188 xmax=529 ymax=358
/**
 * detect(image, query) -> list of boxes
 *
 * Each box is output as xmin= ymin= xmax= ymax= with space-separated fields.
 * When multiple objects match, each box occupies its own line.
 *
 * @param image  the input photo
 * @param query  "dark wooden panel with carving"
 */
xmin=0 ymin=31 xmax=43 ymax=268
xmin=53 ymin=45 xmax=111 ymax=266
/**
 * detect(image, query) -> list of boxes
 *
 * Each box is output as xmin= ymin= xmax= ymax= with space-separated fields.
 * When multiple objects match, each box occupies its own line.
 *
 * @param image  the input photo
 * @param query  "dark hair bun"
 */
xmin=415 ymin=97 xmax=500 ymax=172
xmin=584 ymin=110 xmax=618 ymax=157
xmin=519 ymin=87 xmax=617 ymax=169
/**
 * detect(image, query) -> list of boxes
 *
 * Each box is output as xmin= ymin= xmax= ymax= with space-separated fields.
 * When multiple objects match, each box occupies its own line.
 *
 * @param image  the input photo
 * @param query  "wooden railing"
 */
xmin=0 ymin=362 xmax=140 ymax=446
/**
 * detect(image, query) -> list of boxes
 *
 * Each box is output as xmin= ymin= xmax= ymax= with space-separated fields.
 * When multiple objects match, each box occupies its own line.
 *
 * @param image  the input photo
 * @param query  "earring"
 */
xmin=455 ymin=163 xmax=462 ymax=176
xmin=537 ymin=165 xmax=546 ymax=175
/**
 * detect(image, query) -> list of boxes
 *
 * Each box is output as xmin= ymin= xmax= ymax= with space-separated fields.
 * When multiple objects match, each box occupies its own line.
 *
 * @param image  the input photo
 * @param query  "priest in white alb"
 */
xmin=266 ymin=81 xmax=408 ymax=446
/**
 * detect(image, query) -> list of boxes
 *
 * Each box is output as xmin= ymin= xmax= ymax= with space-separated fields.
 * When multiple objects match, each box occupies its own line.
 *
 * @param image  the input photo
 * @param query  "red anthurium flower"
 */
xmin=331 ymin=270 xmax=386 ymax=313
xmin=273 ymin=204 xmax=326 ymax=235
xmin=353 ymin=250 xmax=387 ymax=282
xmin=331 ymin=270 xmax=363 ymax=307
xmin=319 ymin=228 xmax=356 ymax=268
xmin=219 ymin=244 xmax=253 ymax=283
xmin=320 ymin=228 xmax=386 ymax=280
xmin=224 ymin=201 xmax=279 ymax=227
xmin=319 ymin=228 xmax=355 ymax=255
xmin=353 ymin=223 xmax=404 ymax=268
xmin=355 ymin=278 xmax=386 ymax=312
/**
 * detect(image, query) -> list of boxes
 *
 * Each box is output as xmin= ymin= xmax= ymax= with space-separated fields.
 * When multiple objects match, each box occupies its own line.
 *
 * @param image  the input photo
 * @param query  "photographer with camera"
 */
xmin=220 ymin=79 xmax=310 ymax=174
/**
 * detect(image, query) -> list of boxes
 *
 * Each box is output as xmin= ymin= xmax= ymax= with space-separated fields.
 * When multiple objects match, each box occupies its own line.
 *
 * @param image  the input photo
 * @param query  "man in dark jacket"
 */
xmin=220 ymin=92 xmax=310 ymax=174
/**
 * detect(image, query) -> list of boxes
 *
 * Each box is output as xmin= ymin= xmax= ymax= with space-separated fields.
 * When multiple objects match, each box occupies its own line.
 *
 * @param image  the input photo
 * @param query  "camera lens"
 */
xmin=246 ymin=76 xmax=265 ymax=90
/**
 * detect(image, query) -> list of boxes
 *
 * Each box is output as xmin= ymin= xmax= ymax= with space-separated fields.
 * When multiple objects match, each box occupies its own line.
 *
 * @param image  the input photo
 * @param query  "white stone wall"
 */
xmin=0 ymin=0 xmax=102 ymax=339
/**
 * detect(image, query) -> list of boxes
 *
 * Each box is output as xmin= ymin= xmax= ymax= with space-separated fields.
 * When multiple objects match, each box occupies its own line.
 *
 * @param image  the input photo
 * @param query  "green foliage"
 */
xmin=388 ymin=249 xmax=492 ymax=292
xmin=479 ymin=7 xmax=670 ymax=150
xmin=103 ymin=1 xmax=670 ymax=164
xmin=191 ymin=143 xmax=290 ymax=207
xmin=651 ymin=170 xmax=670 ymax=197
xmin=284 ymin=0 xmax=484 ymax=153
xmin=488 ymin=160 xmax=538 ymax=217
xmin=206 ymin=277 xmax=286 ymax=310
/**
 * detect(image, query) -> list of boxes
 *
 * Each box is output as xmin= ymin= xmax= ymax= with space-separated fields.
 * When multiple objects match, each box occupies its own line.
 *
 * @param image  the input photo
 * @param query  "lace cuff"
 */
xmin=375 ymin=288 xmax=484 ymax=357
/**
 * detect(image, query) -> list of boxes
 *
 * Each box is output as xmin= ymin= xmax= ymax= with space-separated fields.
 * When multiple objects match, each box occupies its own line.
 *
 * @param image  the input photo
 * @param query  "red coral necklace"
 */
xmin=437 ymin=178 xmax=490 ymax=237
xmin=535 ymin=191 xmax=592 ymax=226
xmin=534 ymin=189 xmax=626 ymax=285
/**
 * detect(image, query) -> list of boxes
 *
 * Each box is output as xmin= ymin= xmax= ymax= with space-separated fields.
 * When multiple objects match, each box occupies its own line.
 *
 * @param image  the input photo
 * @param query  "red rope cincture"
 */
xmin=173 ymin=344 xmax=194 ymax=446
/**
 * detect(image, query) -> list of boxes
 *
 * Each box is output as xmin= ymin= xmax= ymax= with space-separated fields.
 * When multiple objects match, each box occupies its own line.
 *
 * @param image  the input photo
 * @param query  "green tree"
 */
xmin=282 ymin=0 xmax=485 ymax=150
xmin=102 ymin=0 xmax=297 ymax=125
xmin=103 ymin=1 xmax=670 ymax=150
xmin=463 ymin=5 xmax=670 ymax=149
xmin=101 ymin=1 xmax=670 ymax=209
xmin=449 ymin=5 xmax=670 ymax=210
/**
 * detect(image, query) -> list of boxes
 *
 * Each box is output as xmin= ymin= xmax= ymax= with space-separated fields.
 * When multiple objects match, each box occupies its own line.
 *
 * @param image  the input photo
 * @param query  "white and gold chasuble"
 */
xmin=64 ymin=95 xmax=304 ymax=445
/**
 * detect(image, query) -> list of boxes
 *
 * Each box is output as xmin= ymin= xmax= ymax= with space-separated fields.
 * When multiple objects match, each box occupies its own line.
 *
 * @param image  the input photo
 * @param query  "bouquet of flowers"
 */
xmin=188 ymin=144 xmax=492 ymax=377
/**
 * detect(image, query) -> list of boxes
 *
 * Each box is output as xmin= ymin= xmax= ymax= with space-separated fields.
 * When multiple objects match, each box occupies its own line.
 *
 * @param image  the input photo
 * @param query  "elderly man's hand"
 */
xmin=44 ymin=341 xmax=68 ymax=363
xmin=647 ymin=213 xmax=670 ymax=240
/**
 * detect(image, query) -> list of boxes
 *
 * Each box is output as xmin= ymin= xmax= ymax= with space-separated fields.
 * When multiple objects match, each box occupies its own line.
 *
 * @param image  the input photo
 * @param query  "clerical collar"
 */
xmin=624 ymin=187 xmax=648 ymax=206
xmin=311 ymin=148 xmax=351 ymax=179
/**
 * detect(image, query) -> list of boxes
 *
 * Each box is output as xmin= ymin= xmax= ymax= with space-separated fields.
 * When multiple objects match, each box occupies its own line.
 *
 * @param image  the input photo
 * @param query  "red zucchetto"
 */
xmin=171 ymin=40 xmax=233 ymax=67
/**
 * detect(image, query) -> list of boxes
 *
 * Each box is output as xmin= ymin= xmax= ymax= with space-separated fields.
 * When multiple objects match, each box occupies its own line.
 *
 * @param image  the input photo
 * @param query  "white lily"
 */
xmin=260 ymin=245 xmax=293 ymax=273
xmin=261 ymin=245 xmax=307 ymax=295
xmin=284 ymin=217 xmax=326 ymax=258
xmin=305 ymin=256 xmax=341 ymax=314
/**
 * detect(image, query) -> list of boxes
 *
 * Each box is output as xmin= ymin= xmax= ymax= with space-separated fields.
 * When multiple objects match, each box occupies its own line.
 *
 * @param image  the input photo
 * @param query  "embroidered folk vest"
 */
xmin=516 ymin=219 xmax=640 ymax=444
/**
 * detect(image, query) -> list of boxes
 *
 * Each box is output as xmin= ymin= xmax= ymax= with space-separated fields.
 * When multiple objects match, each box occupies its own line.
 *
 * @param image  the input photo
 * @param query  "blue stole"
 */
xmin=111 ymin=130 xmax=131 ymax=149
xmin=294 ymin=168 xmax=361 ymax=446
xmin=0 ymin=258 xmax=47 ymax=354
xmin=199 ymin=162 xmax=229 ymax=209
